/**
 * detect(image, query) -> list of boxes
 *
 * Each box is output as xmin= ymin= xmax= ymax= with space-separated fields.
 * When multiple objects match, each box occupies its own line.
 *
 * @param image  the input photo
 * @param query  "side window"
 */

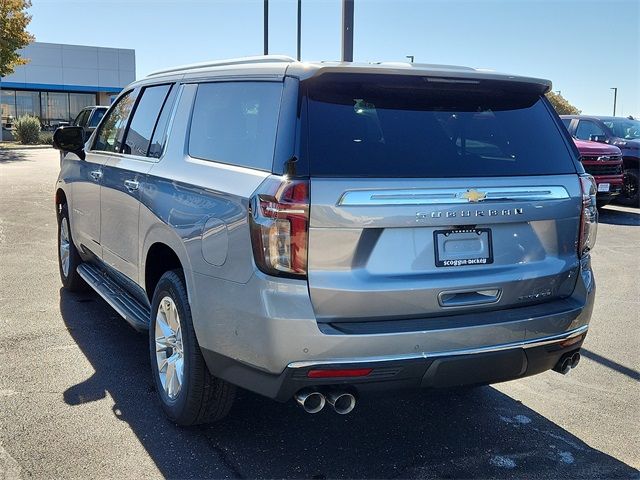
xmin=88 ymin=108 xmax=106 ymax=128
xmin=188 ymin=81 xmax=283 ymax=170
xmin=74 ymin=109 xmax=89 ymax=127
xmin=575 ymin=120 xmax=606 ymax=140
xmin=123 ymin=84 xmax=172 ymax=157
xmin=93 ymin=91 xmax=136 ymax=152
xmin=561 ymin=118 xmax=572 ymax=130
xmin=148 ymin=86 xmax=179 ymax=159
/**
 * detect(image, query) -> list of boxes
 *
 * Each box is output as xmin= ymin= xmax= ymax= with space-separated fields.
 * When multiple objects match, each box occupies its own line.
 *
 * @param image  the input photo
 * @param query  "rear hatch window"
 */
xmin=302 ymin=73 xmax=577 ymax=178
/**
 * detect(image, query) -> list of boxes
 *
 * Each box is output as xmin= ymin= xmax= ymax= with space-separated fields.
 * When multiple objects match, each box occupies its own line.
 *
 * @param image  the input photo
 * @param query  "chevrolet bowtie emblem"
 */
xmin=460 ymin=189 xmax=488 ymax=203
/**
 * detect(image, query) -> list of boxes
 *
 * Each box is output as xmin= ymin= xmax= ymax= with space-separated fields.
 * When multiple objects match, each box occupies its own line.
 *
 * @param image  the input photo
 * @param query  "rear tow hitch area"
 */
xmin=553 ymin=351 xmax=581 ymax=375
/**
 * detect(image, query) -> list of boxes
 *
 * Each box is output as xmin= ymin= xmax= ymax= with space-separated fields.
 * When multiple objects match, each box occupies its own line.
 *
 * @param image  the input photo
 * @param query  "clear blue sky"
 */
xmin=28 ymin=0 xmax=639 ymax=116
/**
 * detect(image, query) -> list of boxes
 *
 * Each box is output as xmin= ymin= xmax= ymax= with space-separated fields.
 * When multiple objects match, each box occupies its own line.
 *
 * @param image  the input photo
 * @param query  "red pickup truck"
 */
xmin=573 ymin=138 xmax=624 ymax=206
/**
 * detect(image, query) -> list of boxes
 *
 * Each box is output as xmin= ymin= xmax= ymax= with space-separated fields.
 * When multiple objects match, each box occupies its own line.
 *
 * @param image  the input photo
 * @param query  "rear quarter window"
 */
xmin=188 ymin=81 xmax=283 ymax=170
xmin=303 ymin=74 xmax=577 ymax=178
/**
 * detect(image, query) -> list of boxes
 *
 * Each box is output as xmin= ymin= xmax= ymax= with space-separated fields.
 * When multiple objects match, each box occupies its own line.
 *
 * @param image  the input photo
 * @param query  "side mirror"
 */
xmin=589 ymin=134 xmax=608 ymax=143
xmin=53 ymin=126 xmax=86 ymax=160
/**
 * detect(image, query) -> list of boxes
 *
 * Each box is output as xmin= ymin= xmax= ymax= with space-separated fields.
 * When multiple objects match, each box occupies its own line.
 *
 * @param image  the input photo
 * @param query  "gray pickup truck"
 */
xmin=53 ymin=56 xmax=597 ymax=425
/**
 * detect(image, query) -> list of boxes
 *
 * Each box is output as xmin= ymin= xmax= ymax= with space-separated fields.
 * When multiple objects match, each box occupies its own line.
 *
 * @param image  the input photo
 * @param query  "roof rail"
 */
xmin=147 ymin=55 xmax=297 ymax=77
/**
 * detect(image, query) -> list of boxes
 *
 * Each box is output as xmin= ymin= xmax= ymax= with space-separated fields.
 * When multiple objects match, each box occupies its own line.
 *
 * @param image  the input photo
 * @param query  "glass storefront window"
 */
xmin=15 ymin=91 xmax=41 ymax=119
xmin=41 ymin=92 xmax=70 ymax=130
xmin=69 ymin=93 xmax=97 ymax=120
xmin=1 ymin=89 xmax=104 ymax=137
xmin=1 ymin=89 xmax=17 ymax=129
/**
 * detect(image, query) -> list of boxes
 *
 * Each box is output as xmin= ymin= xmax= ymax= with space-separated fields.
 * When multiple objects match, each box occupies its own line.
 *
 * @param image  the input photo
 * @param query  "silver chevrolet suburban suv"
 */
xmin=53 ymin=56 xmax=597 ymax=425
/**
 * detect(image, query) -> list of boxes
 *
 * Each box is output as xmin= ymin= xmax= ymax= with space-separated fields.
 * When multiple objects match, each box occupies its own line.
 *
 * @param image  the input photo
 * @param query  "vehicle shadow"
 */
xmin=598 ymin=206 xmax=640 ymax=226
xmin=0 ymin=149 xmax=29 ymax=164
xmin=60 ymin=289 xmax=638 ymax=479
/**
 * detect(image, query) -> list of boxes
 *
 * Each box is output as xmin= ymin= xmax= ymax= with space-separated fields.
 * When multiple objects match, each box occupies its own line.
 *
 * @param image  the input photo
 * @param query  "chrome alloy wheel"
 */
xmin=59 ymin=217 xmax=71 ymax=277
xmin=155 ymin=296 xmax=184 ymax=400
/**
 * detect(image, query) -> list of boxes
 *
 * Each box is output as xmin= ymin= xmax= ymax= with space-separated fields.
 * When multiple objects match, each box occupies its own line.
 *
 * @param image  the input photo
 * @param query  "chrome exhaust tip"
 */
xmin=554 ymin=355 xmax=573 ymax=375
xmin=294 ymin=390 xmax=325 ymax=414
xmin=570 ymin=351 xmax=581 ymax=369
xmin=326 ymin=391 xmax=356 ymax=415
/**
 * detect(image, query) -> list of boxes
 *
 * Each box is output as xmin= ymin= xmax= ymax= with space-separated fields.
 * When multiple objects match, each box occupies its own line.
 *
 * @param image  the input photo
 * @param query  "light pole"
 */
xmin=610 ymin=87 xmax=618 ymax=116
xmin=263 ymin=0 xmax=269 ymax=55
xmin=297 ymin=0 xmax=302 ymax=61
xmin=341 ymin=0 xmax=354 ymax=62
xmin=406 ymin=55 xmax=414 ymax=63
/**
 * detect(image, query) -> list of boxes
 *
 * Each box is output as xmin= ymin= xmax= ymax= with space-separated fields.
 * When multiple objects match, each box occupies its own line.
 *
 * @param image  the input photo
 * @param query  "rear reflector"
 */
xmin=307 ymin=368 xmax=373 ymax=379
xmin=560 ymin=334 xmax=584 ymax=348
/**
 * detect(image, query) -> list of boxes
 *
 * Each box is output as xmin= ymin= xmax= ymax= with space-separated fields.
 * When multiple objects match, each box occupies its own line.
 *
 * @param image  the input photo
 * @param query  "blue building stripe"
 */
xmin=0 ymin=81 xmax=123 ymax=93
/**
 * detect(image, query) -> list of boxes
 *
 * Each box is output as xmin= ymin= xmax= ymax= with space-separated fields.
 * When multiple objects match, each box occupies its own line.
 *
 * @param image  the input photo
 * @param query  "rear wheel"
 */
xmin=149 ymin=270 xmax=235 ymax=425
xmin=57 ymin=203 xmax=87 ymax=291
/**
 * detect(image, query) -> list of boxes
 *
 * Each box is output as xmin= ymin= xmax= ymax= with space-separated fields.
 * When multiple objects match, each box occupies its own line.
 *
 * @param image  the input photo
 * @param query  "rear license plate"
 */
xmin=434 ymin=228 xmax=494 ymax=267
xmin=598 ymin=183 xmax=610 ymax=192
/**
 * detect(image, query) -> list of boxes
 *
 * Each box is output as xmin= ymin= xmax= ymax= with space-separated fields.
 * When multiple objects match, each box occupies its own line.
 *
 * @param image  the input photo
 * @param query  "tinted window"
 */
xmin=189 ymin=82 xmax=282 ymax=170
xmin=575 ymin=120 xmax=606 ymax=140
xmin=148 ymin=86 xmax=178 ymax=159
xmin=88 ymin=108 xmax=106 ymax=128
xmin=74 ymin=109 xmax=90 ymax=127
xmin=123 ymin=84 xmax=171 ymax=156
xmin=304 ymin=75 xmax=576 ymax=177
xmin=561 ymin=118 xmax=572 ymax=130
xmin=601 ymin=118 xmax=640 ymax=140
xmin=94 ymin=92 xmax=136 ymax=152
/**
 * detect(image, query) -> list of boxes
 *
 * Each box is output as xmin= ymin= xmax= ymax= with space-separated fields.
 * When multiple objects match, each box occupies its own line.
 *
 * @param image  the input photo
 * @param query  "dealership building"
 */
xmin=1 ymin=42 xmax=135 ymax=140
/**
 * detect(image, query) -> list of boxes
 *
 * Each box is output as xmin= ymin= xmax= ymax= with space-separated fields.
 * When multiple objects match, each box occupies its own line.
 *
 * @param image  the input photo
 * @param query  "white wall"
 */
xmin=1 ymin=42 xmax=135 ymax=90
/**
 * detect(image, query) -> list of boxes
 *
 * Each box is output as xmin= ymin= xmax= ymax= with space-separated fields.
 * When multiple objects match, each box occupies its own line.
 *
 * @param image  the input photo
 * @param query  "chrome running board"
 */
xmin=77 ymin=263 xmax=150 ymax=331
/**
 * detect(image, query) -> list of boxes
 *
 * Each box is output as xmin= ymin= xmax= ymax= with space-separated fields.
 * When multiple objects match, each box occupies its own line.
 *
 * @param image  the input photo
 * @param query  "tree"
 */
xmin=0 ymin=0 xmax=34 ymax=77
xmin=546 ymin=91 xmax=581 ymax=115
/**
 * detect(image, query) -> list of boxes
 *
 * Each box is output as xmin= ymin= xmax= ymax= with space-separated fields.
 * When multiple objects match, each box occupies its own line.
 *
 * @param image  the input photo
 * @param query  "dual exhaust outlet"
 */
xmin=553 ymin=351 xmax=581 ymax=375
xmin=295 ymin=389 xmax=356 ymax=415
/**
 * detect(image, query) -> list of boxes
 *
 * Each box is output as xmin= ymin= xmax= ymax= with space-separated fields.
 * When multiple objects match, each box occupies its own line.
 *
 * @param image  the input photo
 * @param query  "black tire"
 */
xmin=618 ymin=169 xmax=639 ymax=207
xmin=57 ymin=203 xmax=88 ymax=292
xmin=149 ymin=270 xmax=235 ymax=425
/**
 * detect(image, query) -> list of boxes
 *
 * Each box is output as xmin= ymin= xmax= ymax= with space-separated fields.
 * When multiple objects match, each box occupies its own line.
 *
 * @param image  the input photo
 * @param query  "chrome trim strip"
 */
xmin=338 ymin=186 xmax=570 ymax=206
xmin=287 ymin=324 xmax=588 ymax=369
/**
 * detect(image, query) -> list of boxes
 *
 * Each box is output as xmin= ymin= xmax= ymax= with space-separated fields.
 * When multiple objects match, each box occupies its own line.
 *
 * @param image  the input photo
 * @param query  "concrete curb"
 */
xmin=0 ymin=144 xmax=53 ymax=151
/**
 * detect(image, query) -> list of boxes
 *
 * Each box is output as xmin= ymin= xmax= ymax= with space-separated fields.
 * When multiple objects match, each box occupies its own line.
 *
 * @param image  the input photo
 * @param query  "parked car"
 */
xmin=570 ymin=137 xmax=624 ymax=206
xmin=561 ymin=115 xmax=640 ymax=206
xmin=53 ymin=56 xmax=597 ymax=425
xmin=72 ymin=105 xmax=108 ymax=141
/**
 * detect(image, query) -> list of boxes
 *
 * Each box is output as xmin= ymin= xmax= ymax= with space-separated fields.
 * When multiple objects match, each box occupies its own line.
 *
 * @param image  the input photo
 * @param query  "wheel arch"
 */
xmin=141 ymin=225 xmax=193 ymax=303
xmin=55 ymin=187 xmax=68 ymax=217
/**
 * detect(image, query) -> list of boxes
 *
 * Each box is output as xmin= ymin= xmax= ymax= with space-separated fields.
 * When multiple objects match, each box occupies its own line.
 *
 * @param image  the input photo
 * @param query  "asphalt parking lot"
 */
xmin=0 ymin=148 xmax=638 ymax=479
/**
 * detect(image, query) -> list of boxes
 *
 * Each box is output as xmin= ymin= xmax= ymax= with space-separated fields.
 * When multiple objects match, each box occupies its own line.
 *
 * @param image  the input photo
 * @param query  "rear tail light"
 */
xmin=578 ymin=174 xmax=598 ymax=257
xmin=249 ymin=176 xmax=309 ymax=278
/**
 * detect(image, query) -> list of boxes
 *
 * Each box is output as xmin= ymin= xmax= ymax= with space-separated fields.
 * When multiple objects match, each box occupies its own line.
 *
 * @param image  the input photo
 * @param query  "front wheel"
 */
xmin=149 ymin=270 xmax=236 ymax=425
xmin=618 ymin=169 xmax=639 ymax=207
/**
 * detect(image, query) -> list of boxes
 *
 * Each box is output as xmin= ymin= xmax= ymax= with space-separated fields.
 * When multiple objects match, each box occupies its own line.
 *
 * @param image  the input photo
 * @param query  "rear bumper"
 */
xmin=201 ymin=325 xmax=588 ymax=401
xmin=195 ymin=256 xmax=596 ymax=400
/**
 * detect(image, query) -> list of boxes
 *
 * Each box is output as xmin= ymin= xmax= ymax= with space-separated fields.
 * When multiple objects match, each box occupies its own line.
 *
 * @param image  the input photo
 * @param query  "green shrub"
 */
xmin=39 ymin=132 xmax=53 ymax=145
xmin=14 ymin=115 xmax=42 ymax=145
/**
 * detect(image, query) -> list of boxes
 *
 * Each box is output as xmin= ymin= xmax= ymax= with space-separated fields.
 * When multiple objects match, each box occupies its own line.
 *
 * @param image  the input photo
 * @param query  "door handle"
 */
xmin=124 ymin=179 xmax=140 ymax=191
xmin=90 ymin=170 xmax=102 ymax=181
